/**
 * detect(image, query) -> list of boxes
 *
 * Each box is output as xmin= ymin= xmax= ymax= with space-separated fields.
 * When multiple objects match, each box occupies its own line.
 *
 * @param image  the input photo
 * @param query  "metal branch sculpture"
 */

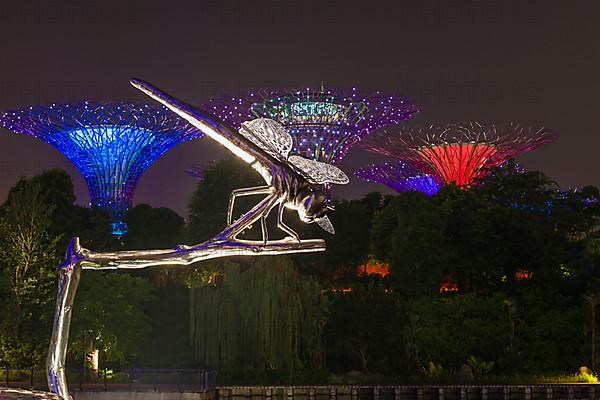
xmin=46 ymin=78 xmax=350 ymax=399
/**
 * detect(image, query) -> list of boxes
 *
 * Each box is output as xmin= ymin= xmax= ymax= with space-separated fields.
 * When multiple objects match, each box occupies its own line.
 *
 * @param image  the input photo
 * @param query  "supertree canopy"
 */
xmin=185 ymin=162 xmax=214 ymax=180
xmin=355 ymin=161 xmax=441 ymax=196
xmin=0 ymin=102 xmax=203 ymax=236
xmin=361 ymin=122 xmax=557 ymax=187
xmin=205 ymin=87 xmax=418 ymax=164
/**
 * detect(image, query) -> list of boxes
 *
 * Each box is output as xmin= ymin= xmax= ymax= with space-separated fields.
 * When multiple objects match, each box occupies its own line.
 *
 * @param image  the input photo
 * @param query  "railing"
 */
xmin=0 ymin=368 xmax=216 ymax=393
xmin=216 ymin=385 xmax=600 ymax=400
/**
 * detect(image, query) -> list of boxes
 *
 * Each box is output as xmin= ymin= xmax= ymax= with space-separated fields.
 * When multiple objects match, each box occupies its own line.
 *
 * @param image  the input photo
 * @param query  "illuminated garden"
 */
xmin=0 ymin=80 xmax=599 ymax=400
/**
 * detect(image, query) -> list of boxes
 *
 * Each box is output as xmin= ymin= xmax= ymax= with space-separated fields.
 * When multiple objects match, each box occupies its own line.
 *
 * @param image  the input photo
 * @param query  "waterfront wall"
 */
xmin=217 ymin=385 xmax=599 ymax=400
xmin=70 ymin=385 xmax=600 ymax=400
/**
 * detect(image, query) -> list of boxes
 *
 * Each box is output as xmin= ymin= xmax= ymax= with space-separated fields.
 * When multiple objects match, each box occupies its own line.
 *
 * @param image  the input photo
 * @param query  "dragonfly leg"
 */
xmin=277 ymin=202 xmax=300 ymax=242
xmin=261 ymin=215 xmax=268 ymax=245
xmin=227 ymin=185 xmax=272 ymax=225
xmin=259 ymin=198 xmax=281 ymax=244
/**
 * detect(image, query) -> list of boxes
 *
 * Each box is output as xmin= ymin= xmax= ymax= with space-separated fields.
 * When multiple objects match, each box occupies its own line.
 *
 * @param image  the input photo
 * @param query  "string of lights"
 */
xmin=355 ymin=161 xmax=441 ymax=196
xmin=205 ymin=87 xmax=419 ymax=164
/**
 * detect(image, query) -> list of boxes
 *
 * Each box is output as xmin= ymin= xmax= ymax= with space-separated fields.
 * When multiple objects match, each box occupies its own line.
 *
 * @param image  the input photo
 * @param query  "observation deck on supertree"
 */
xmin=204 ymin=87 xmax=418 ymax=165
xmin=0 ymin=102 xmax=203 ymax=237
xmin=355 ymin=161 xmax=441 ymax=196
xmin=361 ymin=122 xmax=556 ymax=188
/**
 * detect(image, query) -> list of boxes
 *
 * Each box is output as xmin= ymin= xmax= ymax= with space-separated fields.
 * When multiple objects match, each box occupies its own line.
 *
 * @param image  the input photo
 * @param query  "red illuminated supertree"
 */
xmin=361 ymin=122 xmax=557 ymax=187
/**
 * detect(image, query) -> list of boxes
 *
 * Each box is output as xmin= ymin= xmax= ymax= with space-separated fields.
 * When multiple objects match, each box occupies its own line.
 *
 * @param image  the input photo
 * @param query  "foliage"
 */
xmin=407 ymin=293 xmax=509 ymax=371
xmin=188 ymin=257 xmax=327 ymax=382
xmin=321 ymin=199 xmax=372 ymax=276
xmin=372 ymin=167 xmax=600 ymax=297
xmin=420 ymin=361 xmax=445 ymax=378
xmin=0 ymin=162 xmax=598 ymax=380
xmin=325 ymin=278 xmax=404 ymax=374
xmin=0 ymin=183 xmax=60 ymax=308
xmin=135 ymin=284 xmax=196 ymax=368
xmin=0 ymin=170 xmax=159 ymax=369
xmin=575 ymin=367 xmax=599 ymax=383
xmin=124 ymin=204 xmax=185 ymax=250
xmin=467 ymin=355 xmax=495 ymax=376
xmin=69 ymin=272 xmax=155 ymax=367
xmin=510 ymin=287 xmax=586 ymax=372
xmin=187 ymin=158 xmax=262 ymax=243
xmin=371 ymin=191 xmax=451 ymax=296
xmin=0 ymin=179 xmax=60 ymax=367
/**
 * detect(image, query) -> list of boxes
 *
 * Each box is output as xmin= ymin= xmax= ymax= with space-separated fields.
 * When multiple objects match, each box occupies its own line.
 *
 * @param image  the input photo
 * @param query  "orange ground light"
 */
xmin=357 ymin=261 xmax=390 ymax=277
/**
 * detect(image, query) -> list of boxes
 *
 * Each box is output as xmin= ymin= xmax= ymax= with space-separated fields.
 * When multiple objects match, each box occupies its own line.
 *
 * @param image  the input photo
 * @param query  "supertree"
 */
xmin=205 ymin=87 xmax=418 ymax=165
xmin=355 ymin=161 xmax=441 ymax=196
xmin=0 ymin=102 xmax=203 ymax=236
xmin=361 ymin=122 xmax=557 ymax=187
xmin=185 ymin=162 xmax=214 ymax=180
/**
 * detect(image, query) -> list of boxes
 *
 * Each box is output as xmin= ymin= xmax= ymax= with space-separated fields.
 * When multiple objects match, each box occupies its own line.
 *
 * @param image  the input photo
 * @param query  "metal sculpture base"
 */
xmin=47 ymin=193 xmax=325 ymax=399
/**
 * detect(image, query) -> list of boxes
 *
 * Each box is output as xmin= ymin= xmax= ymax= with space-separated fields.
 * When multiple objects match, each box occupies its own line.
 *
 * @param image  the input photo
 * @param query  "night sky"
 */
xmin=1 ymin=0 xmax=598 ymax=217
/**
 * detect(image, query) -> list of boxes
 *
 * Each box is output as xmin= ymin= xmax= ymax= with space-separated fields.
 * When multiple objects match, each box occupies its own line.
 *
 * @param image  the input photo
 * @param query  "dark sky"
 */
xmin=1 ymin=0 xmax=598 ymax=217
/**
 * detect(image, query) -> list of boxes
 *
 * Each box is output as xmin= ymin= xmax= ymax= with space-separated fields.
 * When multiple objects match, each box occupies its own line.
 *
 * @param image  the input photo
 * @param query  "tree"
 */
xmin=406 ymin=293 xmax=509 ymax=372
xmin=371 ymin=191 xmax=451 ymax=296
xmin=6 ymin=169 xmax=115 ymax=252
xmin=0 ymin=181 xmax=60 ymax=367
xmin=69 ymin=272 xmax=155 ymax=369
xmin=188 ymin=256 xmax=327 ymax=382
xmin=470 ymin=170 xmax=598 ymax=293
xmin=584 ymin=293 xmax=600 ymax=370
xmin=511 ymin=287 xmax=585 ymax=373
xmin=124 ymin=204 xmax=185 ymax=249
xmin=372 ymin=166 xmax=600 ymax=295
xmin=321 ymin=198 xmax=372 ymax=276
xmin=0 ymin=183 xmax=59 ymax=309
xmin=0 ymin=170 xmax=123 ymax=367
xmin=325 ymin=278 xmax=404 ymax=374
xmin=187 ymin=158 xmax=262 ymax=243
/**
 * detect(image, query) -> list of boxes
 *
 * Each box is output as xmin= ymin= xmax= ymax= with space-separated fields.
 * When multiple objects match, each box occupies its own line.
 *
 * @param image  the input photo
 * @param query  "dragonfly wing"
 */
xmin=288 ymin=155 xmax=349 ymax=185
xmin=239 ymin=118 xmax=293 ymax=162
xmin=315 ymin=215 xmax=335 ymax=234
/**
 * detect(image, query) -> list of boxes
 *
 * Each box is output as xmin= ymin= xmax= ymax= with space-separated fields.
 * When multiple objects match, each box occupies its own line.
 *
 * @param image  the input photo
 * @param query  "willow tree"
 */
xmin=189 ymin=256 xmax=326 ymax=380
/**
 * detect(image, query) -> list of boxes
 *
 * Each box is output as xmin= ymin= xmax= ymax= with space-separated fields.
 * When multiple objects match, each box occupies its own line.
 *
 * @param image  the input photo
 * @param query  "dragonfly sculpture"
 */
xmin=130 ymin=78 xmax=349 ymax=243
xmin=44 ymin=79 xmax=351 ymax=400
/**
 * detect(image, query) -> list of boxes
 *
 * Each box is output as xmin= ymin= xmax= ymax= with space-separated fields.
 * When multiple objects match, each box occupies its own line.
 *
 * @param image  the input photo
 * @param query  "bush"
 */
xmin=406 ymin=293 xmax=510 ymax=372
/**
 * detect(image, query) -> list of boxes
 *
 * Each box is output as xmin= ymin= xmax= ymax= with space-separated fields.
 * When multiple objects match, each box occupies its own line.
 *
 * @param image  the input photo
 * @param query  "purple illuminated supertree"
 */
xmin=355 ymin=161 xmax=441 ymax=196
xmin=205 ymin=87 xmax=418 ymax=165
xmin=185 ymin=162 xmax=214 ymax=180
xmin=0 ymin=102 xmax=203 ymax=236
xmin=361 ymin=122 xmax=556 ymax=188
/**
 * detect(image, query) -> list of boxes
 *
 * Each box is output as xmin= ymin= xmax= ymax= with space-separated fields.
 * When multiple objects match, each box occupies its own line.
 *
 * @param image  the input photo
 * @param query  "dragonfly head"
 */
xmin=295 ymin=187 xmax=329 ymax=224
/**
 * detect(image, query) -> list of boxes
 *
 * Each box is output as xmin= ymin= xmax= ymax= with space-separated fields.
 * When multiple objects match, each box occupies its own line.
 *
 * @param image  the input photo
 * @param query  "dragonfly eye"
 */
xmin=303 ymin=196 xmax=313 ymax=209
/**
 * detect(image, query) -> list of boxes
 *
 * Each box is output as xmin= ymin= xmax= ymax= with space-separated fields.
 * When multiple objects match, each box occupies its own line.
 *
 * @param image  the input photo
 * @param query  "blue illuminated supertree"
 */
xmin=0 ymin=102 xmax=203 ymax=236
xmin=205 ymin=87 xmax=418 ymax=165
xmin=355 ymin=161 xmax=441 ymax=196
